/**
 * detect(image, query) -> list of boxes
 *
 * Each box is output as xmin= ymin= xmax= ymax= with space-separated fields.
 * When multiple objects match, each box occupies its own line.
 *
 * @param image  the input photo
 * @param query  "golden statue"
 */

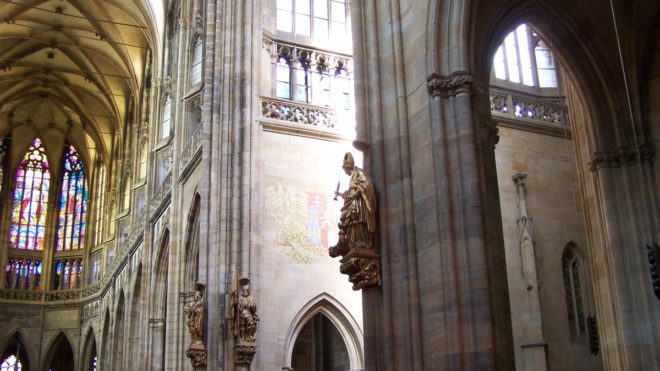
xmin=184 ymin=283 xmax=205 ymax=345
xmin=330 ymin=152 xmax=377 ymax=257
xmin=230 ymin=277 xmax=259 ymax=343
xmin=184 ymin=283 xmax=207 ymax=367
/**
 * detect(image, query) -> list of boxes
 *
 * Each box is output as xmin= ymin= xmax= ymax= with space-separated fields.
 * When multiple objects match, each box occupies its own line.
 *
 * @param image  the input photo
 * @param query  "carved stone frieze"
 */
xmin=427 ymin=71 xmax=474 ymax=98
xmin=589 ymin=143 xmax=655 ymax=171
xmin=339 ymin=248 xmax=382 ymax=290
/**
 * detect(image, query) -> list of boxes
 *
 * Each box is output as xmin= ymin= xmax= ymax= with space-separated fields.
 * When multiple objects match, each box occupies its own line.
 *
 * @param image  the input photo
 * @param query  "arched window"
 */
xmin=160 ymin=96 xmax=172 ymax=141
xmin=93 ymin=163 xmax=106 ymax=246
xmin=56 ymin=145 xmax=88 ymax=251
xmin=492 ymin=23 xmax=559 ymax=88
xmin=190 ymin=36 xmax=203 ymax=86
xmin=563 ymin=244 xmax=587 ymax=339
xmin=9 ymin=137 xmax=50 ymax=251
xmin=272 ymin=0 xmax=353 ymax=114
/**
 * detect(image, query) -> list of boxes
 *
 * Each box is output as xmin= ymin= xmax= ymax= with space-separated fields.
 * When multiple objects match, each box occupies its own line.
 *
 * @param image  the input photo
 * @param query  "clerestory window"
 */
xmin=3 ymin=137 xmax=91 ymax=291
xmin=493 ymin=23 xmax=559 ymax=88
xmin=272 ymin=0 xmax=353 ymax=114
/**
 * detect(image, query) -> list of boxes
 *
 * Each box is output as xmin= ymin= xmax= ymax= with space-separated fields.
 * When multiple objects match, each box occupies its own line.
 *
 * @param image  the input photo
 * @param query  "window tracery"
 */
xmin=493 ymin=24 xmax=559 ymax=89
xmin=56 ymin=145 xmax=88 ymax=251
xmin=9 ymin=138 xmax=50 ymax=251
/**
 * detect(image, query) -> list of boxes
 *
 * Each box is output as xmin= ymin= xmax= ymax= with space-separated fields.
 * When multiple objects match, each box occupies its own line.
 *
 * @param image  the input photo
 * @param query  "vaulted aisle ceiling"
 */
xmin=0 ymin=0 xmax=154 ymax=161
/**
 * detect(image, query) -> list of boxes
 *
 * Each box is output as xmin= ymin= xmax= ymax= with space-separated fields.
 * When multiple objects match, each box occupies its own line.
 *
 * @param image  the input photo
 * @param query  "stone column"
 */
xmin=351 ymin=0 xmax=513 ymax=368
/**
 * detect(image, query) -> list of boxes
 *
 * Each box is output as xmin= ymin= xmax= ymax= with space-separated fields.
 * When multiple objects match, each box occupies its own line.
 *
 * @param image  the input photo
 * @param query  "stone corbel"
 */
xmin=427 ymin=71 xmax=475 ymax=98
xmin=339 ymin=248 xmax=381 ymax=290
xmin=480 ymin=118 xmax=500 ymax=148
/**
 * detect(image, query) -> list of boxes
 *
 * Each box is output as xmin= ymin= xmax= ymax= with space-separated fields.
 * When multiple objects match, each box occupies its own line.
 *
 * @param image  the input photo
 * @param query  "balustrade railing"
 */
xmin=179 ymin=124 xmax=203 ymax=176
xmin=150 ymin=171 xmax=172 ymax=215
xmin=490 ymin=90 xmax=569 ymax=127
xmin=261 ymin=97 xmax=339 ymax=130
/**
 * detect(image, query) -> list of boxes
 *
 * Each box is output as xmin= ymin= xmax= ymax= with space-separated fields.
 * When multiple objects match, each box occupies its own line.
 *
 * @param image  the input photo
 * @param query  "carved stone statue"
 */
xmin=184 ymin=283 xmax=206 ymax=367
xmin=231 ymin=278 xmax=259 ymax=342
xmin=329 ymin=152 xmax=381 ymax=290
xmin=230 ymin=277 xmax=258 ymax=365
xmin=184 ymin=287 xmax=204 ymax=344
xmin=330 ymin=152 xmax=377 ymax=257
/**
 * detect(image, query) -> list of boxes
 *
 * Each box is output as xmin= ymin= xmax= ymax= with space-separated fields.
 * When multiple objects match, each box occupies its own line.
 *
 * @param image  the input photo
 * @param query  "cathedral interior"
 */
xmin=0 ymin=0 xmax=658 ymax=370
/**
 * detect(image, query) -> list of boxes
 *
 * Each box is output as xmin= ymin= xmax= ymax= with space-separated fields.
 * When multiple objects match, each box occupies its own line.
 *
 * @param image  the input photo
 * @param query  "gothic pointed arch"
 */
xmin=129 ymin=263 xmax=144 ymax=369
xmin=0 ymin=330 xmax=32 ymax=371
xmin=283 ymin=293 xmax=363 ymax=370
xmin=43 ymin=331 xmax=75 ymax=371
xmin=184 ymin=193 xmax=201 ymax=291
xmin=100 ymin=309 xmax=111 ymax=370
xmin=112 ymin=291 xmax=126 ymax=369
xmin=9 ymin=137 xmax=50 ymax=251
xmin=81 ymin=326 xmax=98 ymax=371
xmin=149 ymin=228 xmax=169 ymax=370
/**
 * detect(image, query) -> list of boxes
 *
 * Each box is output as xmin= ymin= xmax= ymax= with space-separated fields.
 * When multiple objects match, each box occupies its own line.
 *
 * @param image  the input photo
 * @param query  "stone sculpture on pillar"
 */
xmin=230 ymin=277 xmax=258 ymax=365
xmin=329 ymin=152 xmax=381 ymax=290
xmin=184 ymin=283 xmax=207 ymax=367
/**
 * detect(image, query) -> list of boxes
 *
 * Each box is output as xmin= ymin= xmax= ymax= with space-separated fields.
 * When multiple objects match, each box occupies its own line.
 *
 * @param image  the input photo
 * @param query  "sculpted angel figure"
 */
xmin=330 ymin=152 xmax=377 ymax=257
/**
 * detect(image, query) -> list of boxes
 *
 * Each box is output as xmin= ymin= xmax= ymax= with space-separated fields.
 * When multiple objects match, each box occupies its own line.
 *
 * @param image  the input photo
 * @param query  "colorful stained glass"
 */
xmin=5 ymin=257 xmax=42 ymax=290
xmin=56 ymin=145 xmax=88 ymax=250
xmin=9 ymin=138 xmax=50 ymax=250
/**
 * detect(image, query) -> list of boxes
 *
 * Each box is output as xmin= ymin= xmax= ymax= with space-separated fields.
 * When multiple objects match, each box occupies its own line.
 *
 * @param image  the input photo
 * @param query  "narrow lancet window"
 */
xmin=56 ymin=145 xmax=88 ymax=251
xmin=9 ymin=138 xmax=50 ymax=250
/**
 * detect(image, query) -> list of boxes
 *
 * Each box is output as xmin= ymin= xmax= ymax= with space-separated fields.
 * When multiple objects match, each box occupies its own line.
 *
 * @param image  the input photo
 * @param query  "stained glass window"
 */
xmin=1 ymin=355 xmax=23 ymax=371
xmin=5 ymin=257 xmax=42 ymax=290
xmin=9 ymin=137 xmax=50 ymax=250
xmin=56 ymin=145 xmax=88 ymax=251
xmin=54 ymin=258 xmax=82 ymax=290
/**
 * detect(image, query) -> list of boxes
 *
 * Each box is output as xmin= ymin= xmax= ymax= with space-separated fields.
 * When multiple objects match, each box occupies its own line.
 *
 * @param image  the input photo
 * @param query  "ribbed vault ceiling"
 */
xmin=0 ymin=0 xmax=155 ymax=161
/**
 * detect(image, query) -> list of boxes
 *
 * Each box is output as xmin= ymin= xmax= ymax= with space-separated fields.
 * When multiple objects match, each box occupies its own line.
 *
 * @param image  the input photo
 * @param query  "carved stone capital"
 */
xmin=234 ymin=341 xmax=257 ymax=365
xmin=186 ymin=343 xmax=207 ymax=368
xmin=427 ymin=71 xmax=474 ymax=98
xmin=589 ymin=143 xmax=655 ymax=171
xmin=339 ymin=248 xmax=381 ymax=290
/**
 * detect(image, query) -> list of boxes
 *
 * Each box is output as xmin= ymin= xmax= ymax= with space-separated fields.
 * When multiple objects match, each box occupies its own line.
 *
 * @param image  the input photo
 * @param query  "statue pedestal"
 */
xmin=234 ymin=340 xmax=256 ymax=366
xmin=186 ymin=342 xmax=207 ymax=368
xmin=339 ymin=248 xmax=381 ymax=290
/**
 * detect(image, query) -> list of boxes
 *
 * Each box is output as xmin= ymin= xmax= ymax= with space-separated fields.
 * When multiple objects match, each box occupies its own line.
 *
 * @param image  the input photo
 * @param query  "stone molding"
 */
xmin=589 ymin=143 xmax=655 ymax=171
xmin=427 ymin=71 xmax=474 ymax=98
